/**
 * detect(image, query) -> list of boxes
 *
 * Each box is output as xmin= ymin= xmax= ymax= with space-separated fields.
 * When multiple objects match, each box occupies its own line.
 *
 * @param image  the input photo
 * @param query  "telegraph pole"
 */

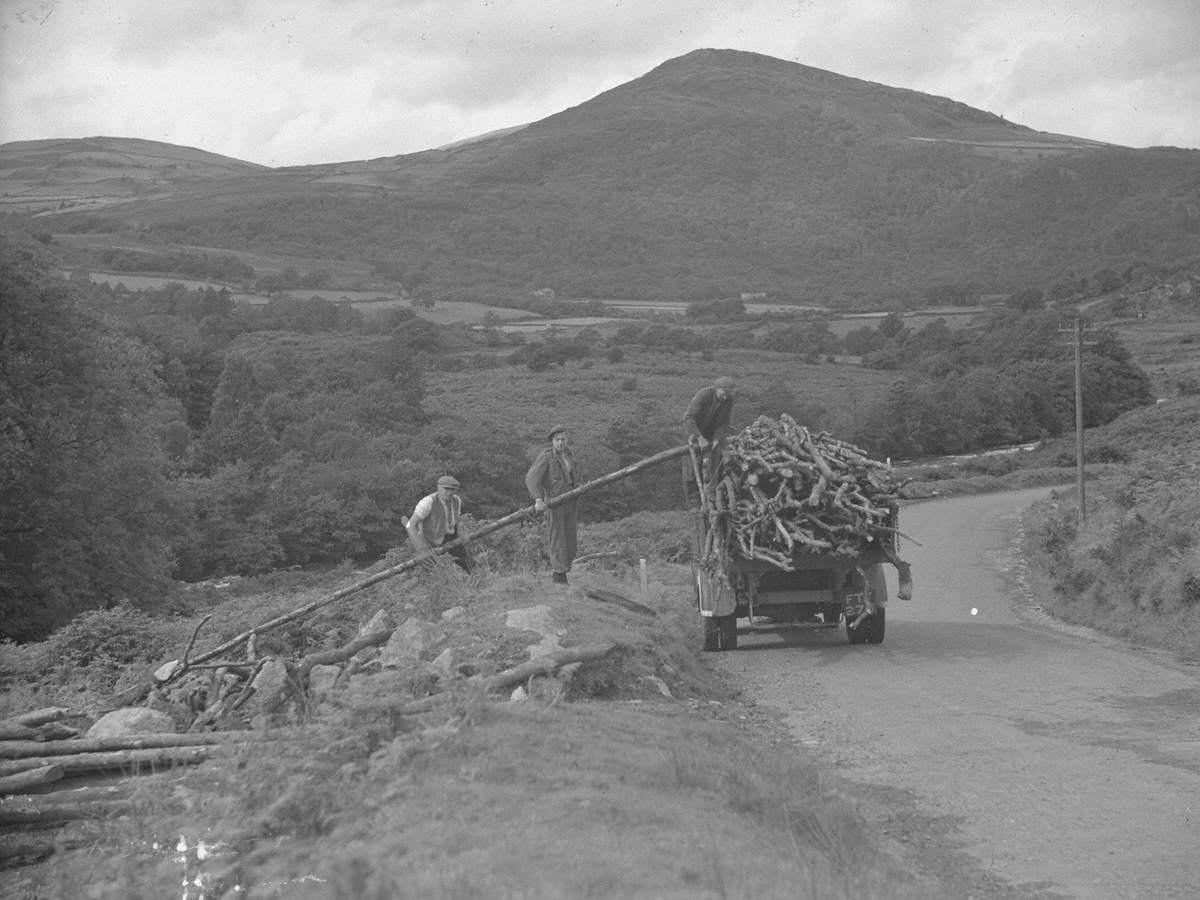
xmin=1059 ymin=317 xmax=1095 ymax=526
xmin=1072 ymin=318 xmax=1086 ymax=524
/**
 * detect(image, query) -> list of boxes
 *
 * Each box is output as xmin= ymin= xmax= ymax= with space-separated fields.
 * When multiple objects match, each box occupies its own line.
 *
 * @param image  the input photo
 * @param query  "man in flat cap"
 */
xmin=525 ymin=425 xmax=580 ymax=584
xmin=405 ymin=474 xmax=472 ymax=571
xmin=682 ymin=376 xmax=736 ymax=500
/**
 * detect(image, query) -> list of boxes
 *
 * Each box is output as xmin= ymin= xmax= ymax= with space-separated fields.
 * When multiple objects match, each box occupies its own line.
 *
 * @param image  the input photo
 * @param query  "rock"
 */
xmin=153 ymin=659 xmax=181 ymax=683
xmin=644 ymin=675 xmax=673 ymax=698
xmin=146 ymin=690 xmax=195 ymax=731
xmin=510 ymin=685 xmax=528 ymax=702
xmin=86 ymin=707 xmax=176 ymax=738
xmin=242 ymin=658 xmax=294 ymax=717
xmin=379 ymin=617 xmax=443 ymax=668
xmin=359 ymin=609 xmax=395 ymax=638
xmin=427 ymin=649 xmax=455 ymax=679
xmin=441 ymin=606 xmax=466 ymax=621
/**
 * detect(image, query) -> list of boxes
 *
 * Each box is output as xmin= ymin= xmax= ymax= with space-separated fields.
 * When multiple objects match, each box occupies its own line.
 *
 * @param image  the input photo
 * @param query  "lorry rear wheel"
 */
xmin=702 ymin=613 xmax=738 ymax=651
xmin=864 ymin=565 xmax=887 ymax=644
xmin=847 ymin=565 xmax=887 ymax=644
xmin=863 ymin=606 xmax=886 ymax=643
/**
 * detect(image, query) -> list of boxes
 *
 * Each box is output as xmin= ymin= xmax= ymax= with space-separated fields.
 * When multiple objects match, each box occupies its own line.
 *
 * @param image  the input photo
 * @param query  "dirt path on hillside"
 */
xmin=713 ymin=487 xmax=1200 ymax=900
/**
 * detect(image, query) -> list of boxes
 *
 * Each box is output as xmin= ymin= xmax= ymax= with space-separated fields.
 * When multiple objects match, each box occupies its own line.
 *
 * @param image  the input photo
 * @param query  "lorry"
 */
xmin=686 ymin=415 xmax=910 ymax=652
xmin=692 ymin=503 xmax=896 ymax=651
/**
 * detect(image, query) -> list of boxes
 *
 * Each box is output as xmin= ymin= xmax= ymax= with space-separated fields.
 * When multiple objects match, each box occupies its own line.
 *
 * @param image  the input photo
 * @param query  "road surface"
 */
xmin=713 ymin=487 xmax=1200 ymax=899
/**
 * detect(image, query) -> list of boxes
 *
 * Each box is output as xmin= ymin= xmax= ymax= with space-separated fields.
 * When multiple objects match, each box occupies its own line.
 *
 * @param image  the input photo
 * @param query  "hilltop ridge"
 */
xmin=2 ymin=49 xmax=1196 ymax=304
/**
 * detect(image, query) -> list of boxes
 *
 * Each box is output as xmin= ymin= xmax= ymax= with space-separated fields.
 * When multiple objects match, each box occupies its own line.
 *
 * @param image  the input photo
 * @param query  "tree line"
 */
xmin=0 ymin=234 xmax=1154 ymax=640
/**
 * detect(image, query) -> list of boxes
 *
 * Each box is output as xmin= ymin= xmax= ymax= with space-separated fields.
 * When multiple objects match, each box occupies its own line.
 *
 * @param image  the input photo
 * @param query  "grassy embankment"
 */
xmin=1019 ymin=395 xmax=1200 ymax=657
xmin=1017 ymin=296 xmax=1200 ymax=659
xmin=1 ymin=512 xmax=942 ymax=899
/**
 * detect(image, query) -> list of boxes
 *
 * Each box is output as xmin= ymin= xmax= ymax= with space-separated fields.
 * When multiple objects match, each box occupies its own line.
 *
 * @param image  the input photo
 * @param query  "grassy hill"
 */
xmin=5 ymin=49 xmax=1198 ymax=306
xmin=0 ymin=136 xmax=268 ymax=215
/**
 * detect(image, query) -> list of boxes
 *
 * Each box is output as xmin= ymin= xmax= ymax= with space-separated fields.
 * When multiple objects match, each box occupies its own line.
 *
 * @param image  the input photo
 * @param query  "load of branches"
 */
xmin=700 ymin=414 xmax=911 ymax=578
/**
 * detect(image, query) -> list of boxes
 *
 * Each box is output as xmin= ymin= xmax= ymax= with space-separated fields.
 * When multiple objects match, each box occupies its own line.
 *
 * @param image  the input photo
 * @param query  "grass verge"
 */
xmin=1017 ymin=397 xmax=1200 ymax=659
xmin=2 ymin=545 xmax=939 ymax=900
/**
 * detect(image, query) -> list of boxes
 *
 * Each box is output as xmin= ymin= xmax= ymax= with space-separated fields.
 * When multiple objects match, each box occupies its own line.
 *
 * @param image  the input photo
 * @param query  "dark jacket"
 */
xmin=526 ymin=446 xmax=579 ymax=501
xmin=683 ymin=386 xmax=733 ymax=443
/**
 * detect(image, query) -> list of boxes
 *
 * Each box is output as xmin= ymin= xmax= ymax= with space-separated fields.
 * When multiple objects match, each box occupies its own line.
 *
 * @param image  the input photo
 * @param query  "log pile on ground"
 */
xmin=701 ymin=415 xmax=911 ymax=584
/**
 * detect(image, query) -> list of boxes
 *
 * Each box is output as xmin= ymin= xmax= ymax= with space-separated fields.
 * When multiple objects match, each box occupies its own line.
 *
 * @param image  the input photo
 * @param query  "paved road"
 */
xmin=713 ymin=487 xmax=1200 ymax=900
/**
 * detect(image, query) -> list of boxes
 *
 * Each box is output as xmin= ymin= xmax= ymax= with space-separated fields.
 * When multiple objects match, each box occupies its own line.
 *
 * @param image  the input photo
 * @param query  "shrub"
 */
xmin=1086 ymin=443 xmax=1130 ymax=463
xmin=45 ymin=602 xmax=185 ymax=667
xmin=3 ymin=602 xmax=192 ymax=694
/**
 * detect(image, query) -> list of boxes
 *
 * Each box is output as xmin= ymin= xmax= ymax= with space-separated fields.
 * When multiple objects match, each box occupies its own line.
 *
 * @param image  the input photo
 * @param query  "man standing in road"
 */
xmin=526 ymin=424 xmax=579 ymax=585
xmin=682 ymin=375 xmax=736 ymax=500
xmin=405 ymin=474 xmax=472 ymax=571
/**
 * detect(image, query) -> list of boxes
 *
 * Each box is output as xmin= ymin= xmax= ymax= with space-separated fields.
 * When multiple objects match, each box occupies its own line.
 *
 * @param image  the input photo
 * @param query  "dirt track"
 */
xmin=714 ymin=487 xmax=1200 ymax=900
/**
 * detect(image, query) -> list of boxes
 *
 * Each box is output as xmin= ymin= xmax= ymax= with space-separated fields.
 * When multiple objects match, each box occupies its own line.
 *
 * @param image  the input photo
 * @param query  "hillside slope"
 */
xmin=6 ymin=49 xmax=1199 ymax=304
xmin=0 ymin=136 xmax=269 ymax=215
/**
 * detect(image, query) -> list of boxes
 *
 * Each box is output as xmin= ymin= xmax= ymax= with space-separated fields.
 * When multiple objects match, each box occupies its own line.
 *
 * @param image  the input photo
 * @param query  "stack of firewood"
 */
xmin=701 ymin=414 xmax=908 ymax=572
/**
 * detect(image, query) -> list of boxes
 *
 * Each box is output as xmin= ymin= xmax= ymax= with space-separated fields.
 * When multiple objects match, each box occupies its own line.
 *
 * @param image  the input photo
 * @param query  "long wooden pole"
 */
xmin=187 ymin=443 xmax=693 ymax=666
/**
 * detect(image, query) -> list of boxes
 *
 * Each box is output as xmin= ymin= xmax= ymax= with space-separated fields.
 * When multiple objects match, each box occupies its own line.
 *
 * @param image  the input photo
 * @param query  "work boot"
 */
xmin=552 ymin=571 xmax=568 ymax=585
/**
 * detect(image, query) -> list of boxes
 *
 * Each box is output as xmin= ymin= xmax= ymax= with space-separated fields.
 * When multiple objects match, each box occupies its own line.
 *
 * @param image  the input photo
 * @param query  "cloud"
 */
xmin=1 ymin=0 xmax=1197 ymax=163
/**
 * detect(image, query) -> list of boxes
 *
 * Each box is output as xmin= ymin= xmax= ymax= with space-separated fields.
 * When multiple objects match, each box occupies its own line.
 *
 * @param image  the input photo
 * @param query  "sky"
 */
xmin=1 ymin=0 xmax=1198 ymax=167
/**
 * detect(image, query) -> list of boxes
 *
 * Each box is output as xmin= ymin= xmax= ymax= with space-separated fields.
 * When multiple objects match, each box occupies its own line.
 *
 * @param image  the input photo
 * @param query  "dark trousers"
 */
xmin=434 ymin=531 xmax=473 ymax=572
xmin=545 ymin=500 xmax=577 ymax=574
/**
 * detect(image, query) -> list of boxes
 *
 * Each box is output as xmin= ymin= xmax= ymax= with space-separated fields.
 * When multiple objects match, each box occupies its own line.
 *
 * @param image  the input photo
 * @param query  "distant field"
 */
xmin=83 ymin=272 xmax=233 ymax=292
xmin=78 ymin=271 xmax=539 ymax=324
xmin=72 ymin=259 xmax=989 ymax=336
xmin=428 ymin=346 xmax=898 ymax=458
xmin=1107 ymin=310 xmax=1200 ymax=398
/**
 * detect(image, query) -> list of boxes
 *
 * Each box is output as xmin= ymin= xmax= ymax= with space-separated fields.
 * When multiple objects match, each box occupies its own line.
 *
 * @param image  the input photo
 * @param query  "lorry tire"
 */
xmin=847 ymin=564 xmax=887 ymax=645
xmin=702 ymin=613 xmax=738 ymax=651
xmin=863 ymin=606 xmax=886 ymax=644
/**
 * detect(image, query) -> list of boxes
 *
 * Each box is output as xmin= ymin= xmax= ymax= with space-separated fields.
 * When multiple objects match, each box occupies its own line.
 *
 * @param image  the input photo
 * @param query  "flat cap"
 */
xmin=547 ymin=424 xmax=568 ymax=441
xmin=714 ymin=376 xmax=736 ymax=390
xmin=436 ymin=475 xmax=462 ymax=490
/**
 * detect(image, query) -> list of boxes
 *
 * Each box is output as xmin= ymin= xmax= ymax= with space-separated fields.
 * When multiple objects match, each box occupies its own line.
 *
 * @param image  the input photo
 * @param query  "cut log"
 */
xmin=0 ymin=731 xmax=262 ymax=761
xmin=704 ymin=414 xmax=913 ymax=577
xmin=0 ymin=800 xmax=121 ymax=827
xmin=0 ymin=722 xmax=39 ymax=742
xmin=0 ymin=763 xmax=63 ymax=795
xmin=296 ymin=628 xmax=393 ymax=679
xmin=8 ymin=707 xmax=73 ymax=728
xmin=484 ymin=642 xmax=619 ymax=693
xmin=0 ymin=746 xmax=216 ymax=778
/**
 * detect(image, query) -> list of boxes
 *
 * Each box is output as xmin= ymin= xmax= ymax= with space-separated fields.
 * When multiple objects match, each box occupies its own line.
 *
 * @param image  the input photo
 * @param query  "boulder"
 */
xmin=427 ymin=648 xmax=455 ymax=680
xmin=86 ymin=707 xmax=176 ymax=738
xmin=242 ymin=658 xmax=294 ymax=717
xmin=359 ymin=609 xmax=395 ymax=637
xmin=379 ymin=617 xmax=443 ymax=668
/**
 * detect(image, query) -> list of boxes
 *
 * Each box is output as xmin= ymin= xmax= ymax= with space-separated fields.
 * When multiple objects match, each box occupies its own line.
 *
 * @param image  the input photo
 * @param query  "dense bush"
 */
xmin=1 ymin=239 xmax=186 ymax=641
